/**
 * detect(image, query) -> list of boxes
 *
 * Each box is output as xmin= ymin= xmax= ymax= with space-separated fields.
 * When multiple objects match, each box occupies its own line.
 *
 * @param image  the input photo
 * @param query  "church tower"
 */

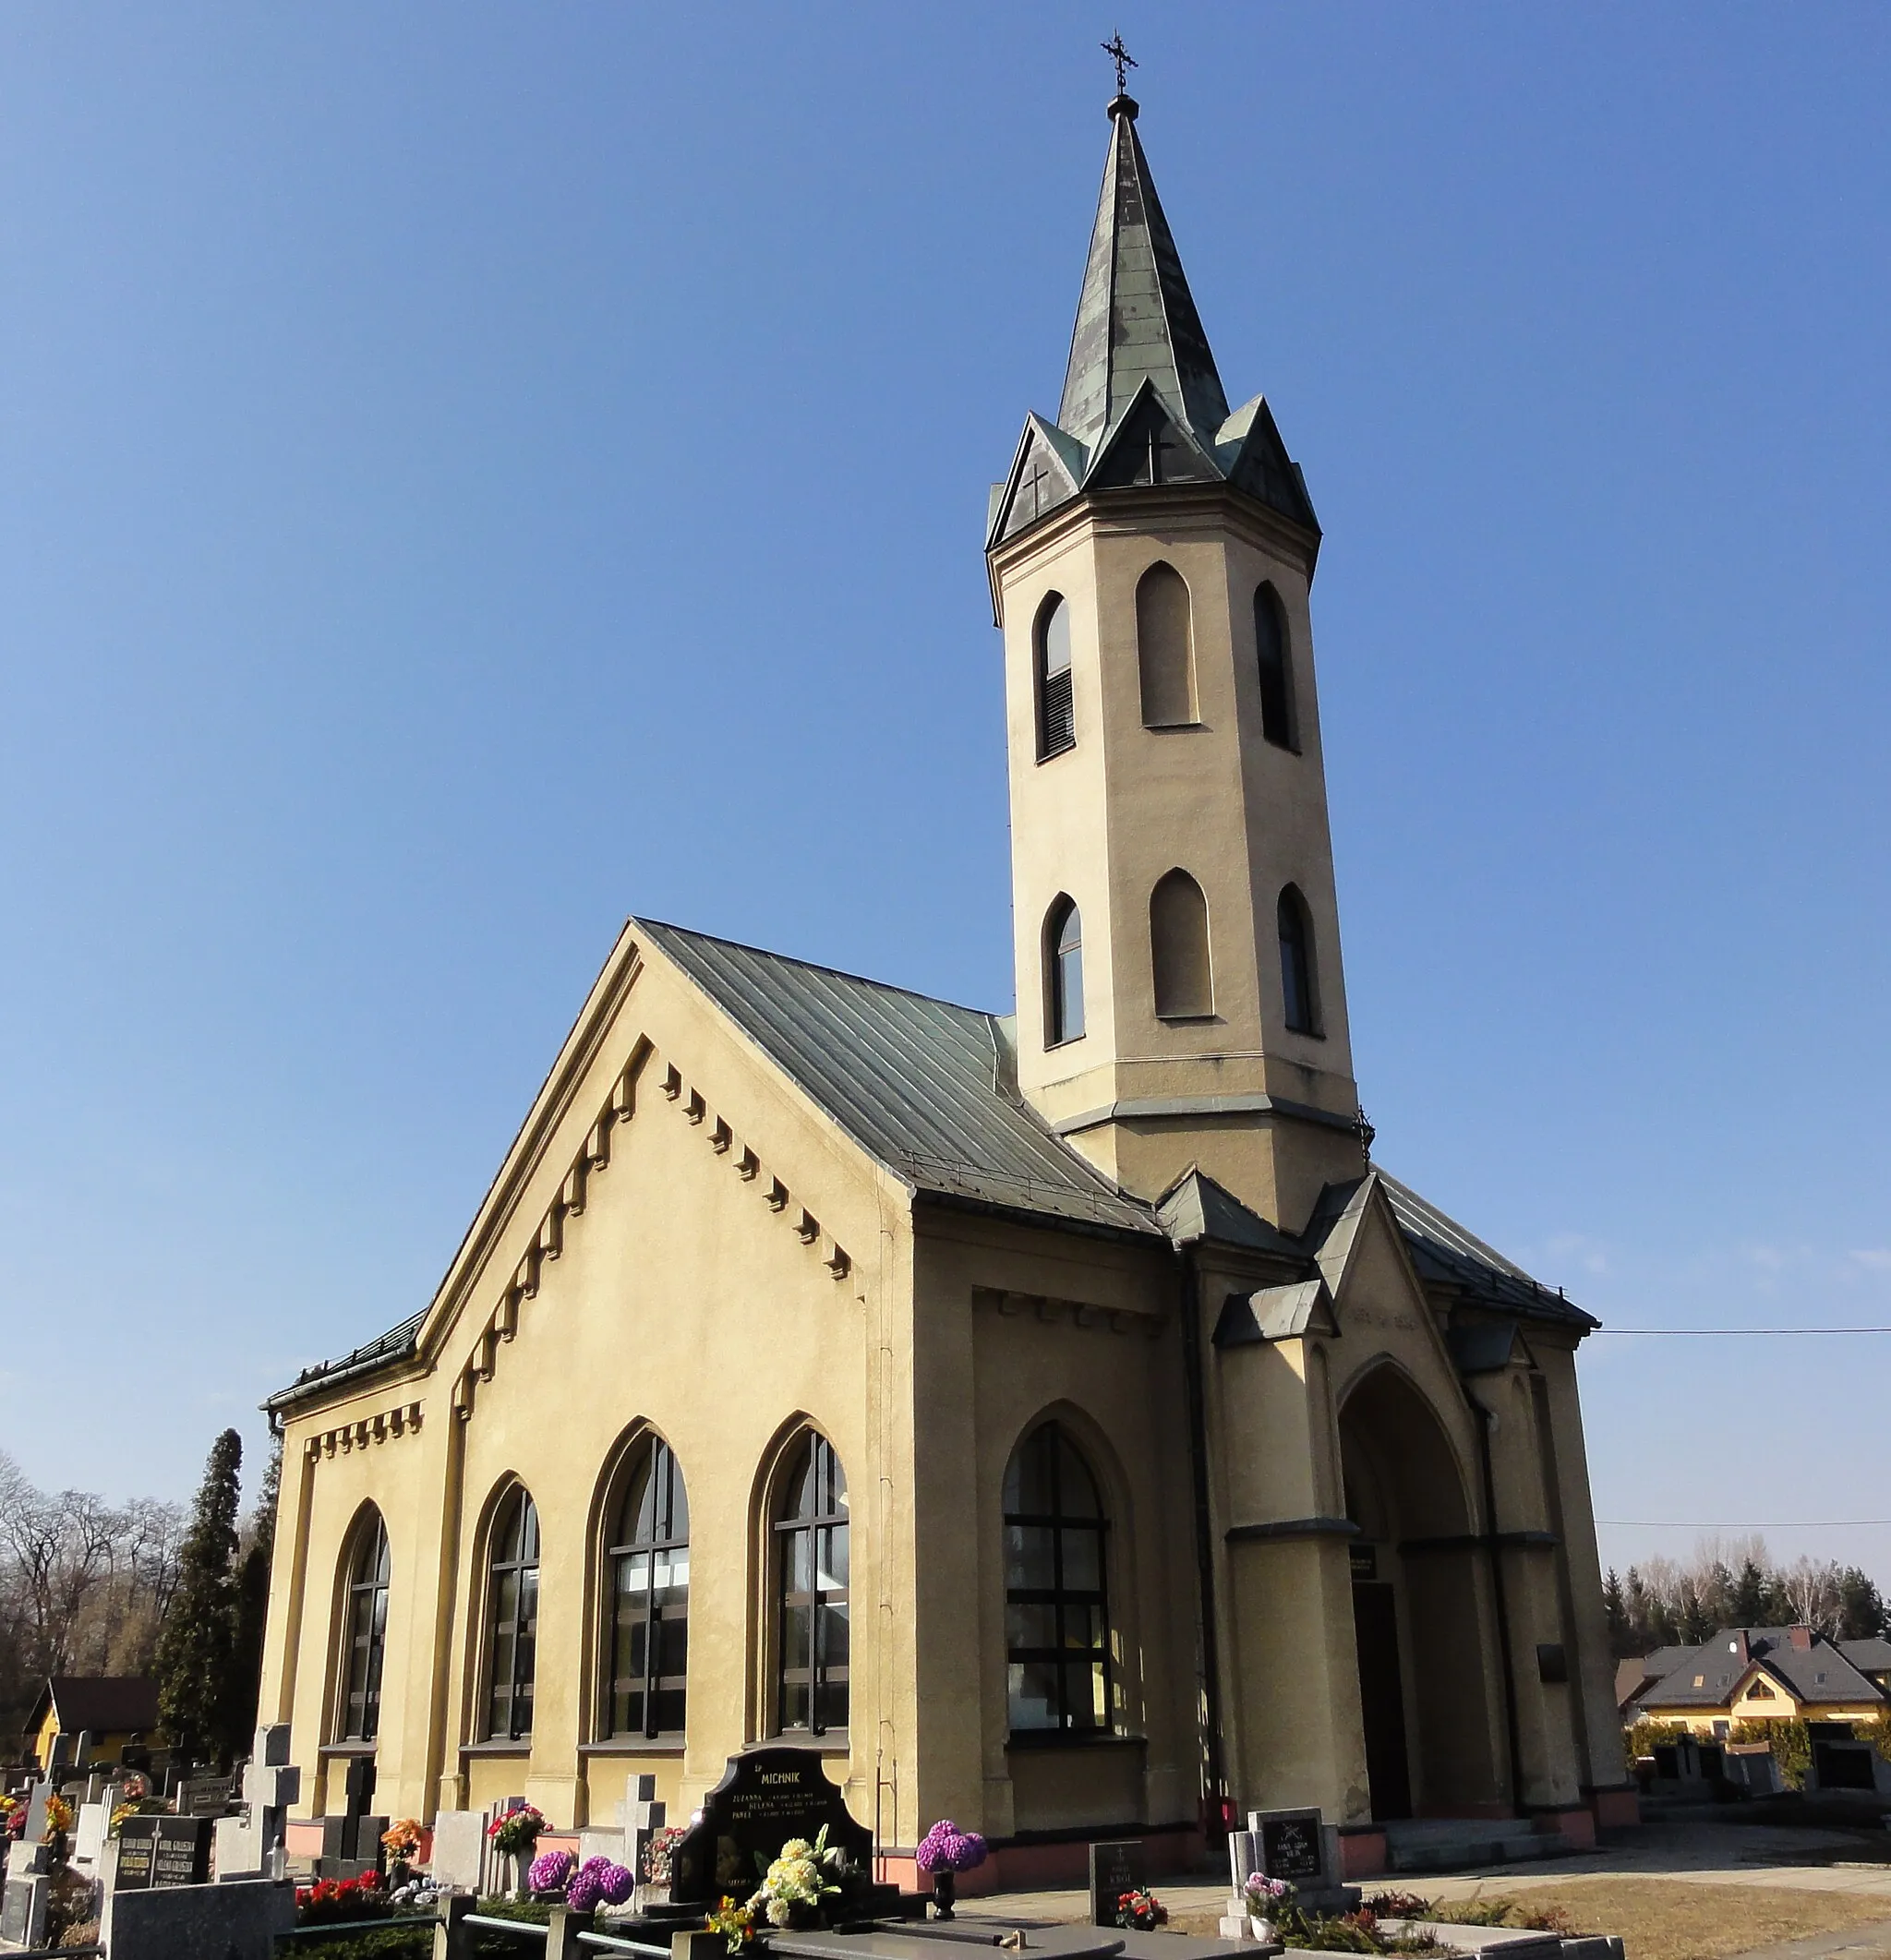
xmin=988 ymin=88 xmax=1365 ymax=1233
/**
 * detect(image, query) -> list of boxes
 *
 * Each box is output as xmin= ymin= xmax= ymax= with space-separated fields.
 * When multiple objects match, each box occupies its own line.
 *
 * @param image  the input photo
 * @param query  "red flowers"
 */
xmin=295 ymin=1872 xmax=389 ymax=1925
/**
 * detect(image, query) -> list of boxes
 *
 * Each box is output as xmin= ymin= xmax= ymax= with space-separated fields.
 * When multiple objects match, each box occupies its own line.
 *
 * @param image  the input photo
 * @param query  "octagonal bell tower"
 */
xmin=987 ymin=89 xmax=1366 ymax=1234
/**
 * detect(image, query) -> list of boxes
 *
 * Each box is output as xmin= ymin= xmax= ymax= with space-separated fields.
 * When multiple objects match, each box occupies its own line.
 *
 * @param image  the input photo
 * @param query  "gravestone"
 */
xmin=102 ymin=1872 xmax=295 ymax=1960
xmin=620 ymin=1772 xmax=668 ymax=1880
xmin=214 ymin=1725 xmax=301 ymax=1882
xmin=177 ymin=1771 xmax=235 ymax=1816
xmin=1245 ymin=1807 xmax=1353 ymax=1917
xmin=1088 ymin=1838 xmax=1143 ymax=1927
xmin=315 ymin=1754 xmax=386 ymax=1879
xmin=22 ymin=1777 xmax=53 ymax=1845
xmin=74 ymin=1799 xmax=109 ymax=1871
xmin=668 ymin=1750 xmax=873 ymax=1906
xmin=153 ymin=1814 xmax=215 ymax=1887
xmin=428 ymin=1809 xmax=486 ymax=1893
xmin=114 ymin=1816 xmax=162 ymax=1889
xmin=0 ymin=1869 xmax=47 ymax=1948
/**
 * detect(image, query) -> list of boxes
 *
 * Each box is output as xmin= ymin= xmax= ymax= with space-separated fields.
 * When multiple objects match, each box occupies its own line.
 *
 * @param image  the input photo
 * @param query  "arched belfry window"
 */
xmin=1035 ymin=594 xmax=1075 ymax=761
xmin=606 ymin=1436 xmax=690 ymax=1739
xmin=1255 ymin=583 xmax=1297 ymax=750
xmin=485 ymin=1485 xmax=540 ymax=1741
xmin=1150 ymin=869 xmax=1213 ymax=1017
xmin=1278 ymin=884 xmax=1319 ymax=1035
xmin=1043 ymin=897 xmax=1084 ymax=1046
xmin=775 ymin=1433 xmax=849 ymax=1737
xmin=337 ymin=1510 xmax=390 ymax=1743
xmin=1136 ymin=562 xmax=1197 ymax=727
xmin=1004 ymin=1422 xmax=1112 ymax=1734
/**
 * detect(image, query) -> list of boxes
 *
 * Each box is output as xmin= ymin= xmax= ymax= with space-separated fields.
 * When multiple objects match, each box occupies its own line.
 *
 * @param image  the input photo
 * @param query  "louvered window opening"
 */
xmin=1037 ymin=595 xmax=1076 ymax=760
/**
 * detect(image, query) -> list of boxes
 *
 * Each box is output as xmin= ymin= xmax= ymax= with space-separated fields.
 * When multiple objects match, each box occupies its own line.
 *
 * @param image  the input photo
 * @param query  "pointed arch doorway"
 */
xmin=1339 ymin=1365 xmax=1500 ymax=1820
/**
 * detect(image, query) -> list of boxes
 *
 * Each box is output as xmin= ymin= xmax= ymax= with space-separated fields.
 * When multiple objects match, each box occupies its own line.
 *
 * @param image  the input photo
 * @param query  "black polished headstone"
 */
xmin=1255 ymin=1811 xmax=1324 ymax=1886
xmin=114 ymin=1817 xmax=160 ymax=1890
xmin=1088 ymin=1839 xmax=1144 ymax=1927
xmin=669 ymin=1749 xmax=873 ymax=1906
xmin=153 ymin=1814 xmax=213 ymax=1887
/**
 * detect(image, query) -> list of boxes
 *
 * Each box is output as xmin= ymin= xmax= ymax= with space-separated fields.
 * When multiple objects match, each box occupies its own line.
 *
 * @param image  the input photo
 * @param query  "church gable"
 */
xmin=988 ymin=415 xmax=1087 ymax=547
xmin=1315 ymin=1177 xmax=1473 ymax=1435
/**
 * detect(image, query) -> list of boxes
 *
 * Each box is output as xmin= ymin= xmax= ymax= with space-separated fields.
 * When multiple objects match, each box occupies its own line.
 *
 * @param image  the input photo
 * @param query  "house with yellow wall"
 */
xmin=1624 ymin=1628 xmax=1891 ymax=1736
xmin=22 ymin=1677 xmax=162 ymax=1770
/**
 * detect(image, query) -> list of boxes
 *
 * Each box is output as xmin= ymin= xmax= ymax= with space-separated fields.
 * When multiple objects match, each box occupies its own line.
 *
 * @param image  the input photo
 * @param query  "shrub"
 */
xmin=1730 ymin=1717 xmax=1812 ymax=1790
xmin=1625 ymin=1718 xmax=1694 ymax=1759
xmin=279 ymin=1930 xmax=431 ymax=1960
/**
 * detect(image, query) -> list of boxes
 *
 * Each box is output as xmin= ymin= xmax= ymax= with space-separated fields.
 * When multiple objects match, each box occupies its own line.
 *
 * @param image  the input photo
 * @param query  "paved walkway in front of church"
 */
xmin=948 ymin=1821 xmax=1891 ymax=1930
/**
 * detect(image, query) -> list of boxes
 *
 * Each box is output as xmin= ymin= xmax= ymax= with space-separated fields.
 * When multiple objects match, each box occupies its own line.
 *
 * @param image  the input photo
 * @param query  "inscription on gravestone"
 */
xmin=1088 ymin=1838 xmax=1143 ymax=1927
xmin=1257 ymin=1812 xmax=1324 ymax=1885
xmin=153 ymin=1815 xmax=214 ymax=1887
xmin=114 ymin=1817 xmax=160 ymax=1890
xmin=668 ymin=1750 xmax=873 ymax=1906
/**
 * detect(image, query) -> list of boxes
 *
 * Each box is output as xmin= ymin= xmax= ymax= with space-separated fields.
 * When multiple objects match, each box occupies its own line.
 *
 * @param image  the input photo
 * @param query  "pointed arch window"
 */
xmin=1035 ymin=595 xmax=1075 ymax=761
xmin=1150 ymin=869 xmax=1213 ymax=1017
xmin=485 ymin=1486 xmax=540 ymax=1741
xmin=1004 ymin=1422 xmax=1112 ymax=1734
xmin=337 ymin=1510 xmax=390 ymax=1743
xmin=1044 ymin=897 xmax=1084 ymax=1046
xmin=606 ymin=1437 xmax=690 ymax=1739
xmin=775 ymin=1434 xmax=849 ymax=1737
xmin=1278 ymin=884 xmax=1319 ymax=1035
xmin=1255 ymin=583 xmax=1297 ymax=750
xmin=1136 ymin=562 xmax=1197 ymax=727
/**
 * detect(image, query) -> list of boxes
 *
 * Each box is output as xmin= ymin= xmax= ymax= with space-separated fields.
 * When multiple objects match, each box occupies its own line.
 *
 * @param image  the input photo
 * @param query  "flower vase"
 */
xmin=930 ymin=1869 xmax=957 ymax=1920
xmin=1250 ymin=1918 xmax=1276 ymax=1944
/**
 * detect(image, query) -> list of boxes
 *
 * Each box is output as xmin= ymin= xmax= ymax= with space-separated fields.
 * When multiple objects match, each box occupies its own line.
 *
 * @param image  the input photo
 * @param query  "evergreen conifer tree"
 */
xmin=156 ymin=1428 xmax=243 ymax=1767
xmin=1603 ymin=1569 xmax=1630 ymax=1656
xmin=224 ymin=1436 xmax=281 ymax=1761
xmin=1838 ymin=1567 xmax=1886 ymax=1641
xmin=1729 ymin=1557 xmax=1768 ymax=1627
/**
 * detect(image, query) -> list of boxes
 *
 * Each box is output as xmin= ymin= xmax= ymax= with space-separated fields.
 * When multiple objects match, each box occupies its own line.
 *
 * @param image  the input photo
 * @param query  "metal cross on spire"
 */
xmin=1101 ymin=32 xmax=1138 ymax=94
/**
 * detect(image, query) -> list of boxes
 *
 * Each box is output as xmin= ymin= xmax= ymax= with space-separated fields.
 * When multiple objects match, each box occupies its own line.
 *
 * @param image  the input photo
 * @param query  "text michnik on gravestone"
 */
xmin=668 ymin=1750 xmax=873 ymax=1905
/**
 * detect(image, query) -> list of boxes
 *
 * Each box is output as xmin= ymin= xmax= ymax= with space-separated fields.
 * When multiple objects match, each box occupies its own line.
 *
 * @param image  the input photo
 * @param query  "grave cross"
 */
xmin=614 ymin=1773 xmax=667 ymax=1881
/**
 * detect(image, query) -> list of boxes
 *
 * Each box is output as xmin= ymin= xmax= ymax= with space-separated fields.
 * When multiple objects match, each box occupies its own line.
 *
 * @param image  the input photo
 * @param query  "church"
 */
xmin=259 ymin=86 xmax=1632 ymax=1882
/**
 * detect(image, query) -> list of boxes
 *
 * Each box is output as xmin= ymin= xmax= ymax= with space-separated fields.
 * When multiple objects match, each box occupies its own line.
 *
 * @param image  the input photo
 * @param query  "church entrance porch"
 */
xmin=1339 ymin=1364 xmax=1503 ymax=1822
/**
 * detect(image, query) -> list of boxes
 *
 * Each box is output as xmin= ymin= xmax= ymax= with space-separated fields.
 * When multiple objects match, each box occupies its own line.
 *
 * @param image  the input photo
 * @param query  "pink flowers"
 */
xmin=567 ymin=1857 xmax=634 ymax=1911
xmin=915 ymin=1821 xmax=989 ymax=1874
xmin=528 ymin=1848 xmax=575 ymax=1895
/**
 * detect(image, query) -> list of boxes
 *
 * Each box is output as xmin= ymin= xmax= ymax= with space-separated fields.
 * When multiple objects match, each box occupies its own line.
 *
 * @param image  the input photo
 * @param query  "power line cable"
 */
xmin=1594 ymin=1326 xmax=1891 ymax=1337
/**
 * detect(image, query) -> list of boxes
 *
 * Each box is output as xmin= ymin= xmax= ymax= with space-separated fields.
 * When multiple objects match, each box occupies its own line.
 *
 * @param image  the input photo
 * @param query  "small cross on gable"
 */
xmin=1144 ymin=420 xmax=1177 ymax=486
xmin=1021 ymin=455 xmax=1054 ymax=520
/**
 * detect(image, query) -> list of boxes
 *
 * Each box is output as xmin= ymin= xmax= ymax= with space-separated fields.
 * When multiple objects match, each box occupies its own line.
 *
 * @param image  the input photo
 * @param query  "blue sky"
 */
xmin=2 ymin=6 xmax=1887 ymax=1584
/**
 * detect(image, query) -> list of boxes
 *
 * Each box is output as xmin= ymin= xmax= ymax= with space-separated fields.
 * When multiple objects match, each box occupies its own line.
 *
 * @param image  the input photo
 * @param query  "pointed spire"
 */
xmin=1058 ymin=94 xmax=1230 ymax=451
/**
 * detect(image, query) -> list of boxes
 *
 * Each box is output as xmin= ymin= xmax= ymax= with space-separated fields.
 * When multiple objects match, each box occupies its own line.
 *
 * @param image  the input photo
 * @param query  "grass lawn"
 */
xmin=1173 ymin=1882 xmax=1891 ymax=1960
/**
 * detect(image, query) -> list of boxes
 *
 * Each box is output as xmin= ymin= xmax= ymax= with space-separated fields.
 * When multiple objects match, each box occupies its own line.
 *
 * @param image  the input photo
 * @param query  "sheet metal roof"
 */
xmin=272 ymin=921 xmax=1596 ymax=1405
xmin=1379 ymin=1171 xmax=1597 ymax=1330
xmin=638 ymin=919 xmax=1159 ymax=1237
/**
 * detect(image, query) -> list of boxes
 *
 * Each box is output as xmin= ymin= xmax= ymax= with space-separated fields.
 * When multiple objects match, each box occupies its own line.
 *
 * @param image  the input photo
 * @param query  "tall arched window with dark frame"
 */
xmin=1003 ymin=1422 xmax=1112 ymax=1735
xmin=775 ymin=1433 xmax=849 ymax=1737
xmin=1035 ymin=595 xmax=1075 ymax=760
xmin=337 ymin=1510 xmax=390 ymax=1743
xmin=1254 ymin=583 xmax=1297 ymax=751
xmin=485 ymin=1486 xmax=540 ymax=1741
xmin=1278 ymin=884 xmax=1319 ymax=1035
xmin=605 ymin=1436 xmax=690 ymax=1740
xmin=1044 ymin=897 xmax=1084 ymax=1045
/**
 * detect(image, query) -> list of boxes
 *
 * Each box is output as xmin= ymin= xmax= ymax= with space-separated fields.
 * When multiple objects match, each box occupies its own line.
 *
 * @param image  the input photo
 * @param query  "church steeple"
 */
xmin=986 ymin=87 xmax=1363 ymax=1234
xmin=1058 ymin=94 xmax=1230 ymax=450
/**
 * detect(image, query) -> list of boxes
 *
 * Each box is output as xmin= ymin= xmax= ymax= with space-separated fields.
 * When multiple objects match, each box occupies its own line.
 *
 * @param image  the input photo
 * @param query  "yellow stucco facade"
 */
xmin=259 ymin=88 xmax=1630 ymax=1866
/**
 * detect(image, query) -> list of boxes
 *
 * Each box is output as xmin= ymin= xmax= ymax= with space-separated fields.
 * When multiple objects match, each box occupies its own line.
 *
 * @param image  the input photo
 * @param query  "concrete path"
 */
xmin=949 ymin=1822 xmax=1891 ymax=1929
